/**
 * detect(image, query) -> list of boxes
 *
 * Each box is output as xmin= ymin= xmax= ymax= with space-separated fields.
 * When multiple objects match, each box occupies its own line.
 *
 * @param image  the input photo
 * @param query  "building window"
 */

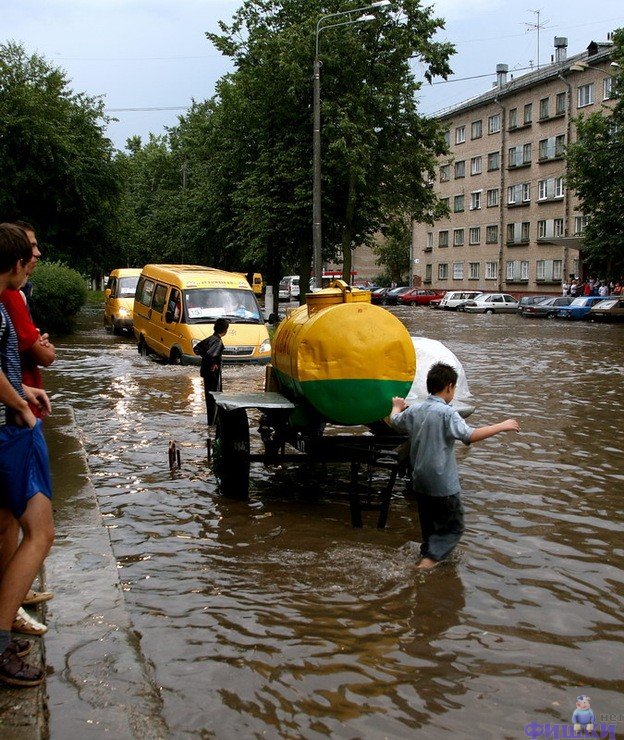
xmin=521 ymin=261 xmax=529 ymax=280
xmin=488 ymin=114 xmax=501 ymax=134
xmin=453 ymin=228 xmax=465 ymax=246
xmin=485 ymin=261 xmax=498 ymax=280
xmin=425 ymin=263 xmax=432 ymax=282
xmin=487 ymin=188 xmax=500 ymax=208
xmin=555 ymin=177 xmax=564 ymax=198
xmin=506 ymin=261 xmax=515 ymax=281
xmin=470 ymin=191 xmax=482 ymax=210
xmin=486 ymin=225 xmax=499 ymax=243
xmin=509 ymin=108 xmax=517 ymax=129
xmin=539 ymin=135 xmax=565 ymax=161
xmin=440 ymin=164 xmax=450 ymax=182
xmin=487 ymin=151 xmax=500 ymax=171
xmin=443 ymin=131 xmax=451 ymax=147
xmin=507 ymin=183 xmax=530 ymax=205
xmin=438 ymin=263 xmax=448 ymax=280
xmin=539 ymin=97 xmax=549 ymax=120
xmin=554 ymin=218 xmax=564 ymax=237
xmin=603 ymin=77 xmax=613 ymax=100
xmin=454 ymin=160 xmax=465 ymax=178
xmin=523 ymin=143 xmax=532 ymax=164
xmin=524 ymin=103 xmax=532 ymax=124
xmin=538 ymin=177 xmax=565 ymax=201
xmin=536 ymin=260 xmax=545 ymax=280
xmin=508 ymin=143 xmax=531 ymax=167
xmin=470 ymin=156 xmax=482 ymax=175
xmin=556 ymin=91 xmax=566 ymax=115
xmin=574 ymin=215 xmax=588 ymax=235
xmin=426 ymin=232 xmax=434 ymax=250
xmin=455 ymin=125 xmax=466 ymax=144
xmin=538 ymin=220 xmax=547 ymax=238
xmin=453 ymin=262 xmax=464 ymax=279
xmin=507 ymin=222 xmax=530 ymax=244
xmin=578 ymin=83 xmax=594 ymax=108
xmin=521 ymin=221 xmax=530 ymax=241
xmin=553 ymin=260 xmax=562 ymax=280
xmin=469 ymin=227 xmax=481 ymax=244
xmin=439 ymin=230 xmax=449 ymax=247
xmin=453 ymin=195 xmax=465 ymax=213
xmin=469 ymin=262 xmax=480 ymax=279
xmin=471 ymin=120 xmax=483 ymax=139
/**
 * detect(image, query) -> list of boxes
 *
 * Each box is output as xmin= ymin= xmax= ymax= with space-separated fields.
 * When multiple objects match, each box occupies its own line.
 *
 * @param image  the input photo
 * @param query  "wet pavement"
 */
xmin=34 ymin=305 xmax=624 ymax=737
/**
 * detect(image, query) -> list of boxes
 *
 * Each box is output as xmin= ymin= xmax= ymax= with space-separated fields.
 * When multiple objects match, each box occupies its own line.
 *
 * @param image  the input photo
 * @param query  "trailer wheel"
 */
xmin=213 ymin=409 xmax=250 ymax=499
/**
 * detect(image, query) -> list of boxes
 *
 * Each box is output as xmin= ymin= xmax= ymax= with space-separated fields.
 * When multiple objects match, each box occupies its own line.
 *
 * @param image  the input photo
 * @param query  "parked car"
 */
xmin=516 ymin=295 xmax=550 ymax=314
xmin=521 ymin=296 xmax=573 ymax=318
xmin=464 ymin=293 xmax=519 ymax=314
xmin=397 ymin=289 xmax=444 ymax=306
xmin=589 ymin=295 xmax=624 ymax=321
xmin=370 ymin=287 xmax=391 ymax=305
xmin=382 ymin=286 xmax=411 ymax=305
xmin=278 ymin=275 xmax=300 ymax=301
xmin=556 ymin=295 xmax=611 ymax=320
xmin=436 ymin=290 xmax=483 ymax=311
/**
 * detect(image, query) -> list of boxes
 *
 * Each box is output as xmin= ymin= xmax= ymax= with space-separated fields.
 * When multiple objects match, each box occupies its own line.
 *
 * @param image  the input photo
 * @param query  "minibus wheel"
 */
xmin=138 ymin=336 xmax=148 ymax=357
xmin=170 ymin=348 xmax=183 ymax=365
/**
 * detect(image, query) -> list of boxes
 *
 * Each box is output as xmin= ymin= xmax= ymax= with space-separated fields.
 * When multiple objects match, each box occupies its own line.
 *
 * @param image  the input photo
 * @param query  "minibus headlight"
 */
xmin=260 ymin=339 xmax=271 ymax=354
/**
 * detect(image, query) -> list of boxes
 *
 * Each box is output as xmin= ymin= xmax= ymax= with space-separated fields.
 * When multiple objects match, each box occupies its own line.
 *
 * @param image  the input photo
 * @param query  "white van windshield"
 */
xmin=184 ymin=288 xmax=262 ymax=324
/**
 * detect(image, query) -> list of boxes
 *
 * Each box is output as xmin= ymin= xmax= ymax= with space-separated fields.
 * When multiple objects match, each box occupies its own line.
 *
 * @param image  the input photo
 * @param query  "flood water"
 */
xmin=45 ymin=306 xmax=624 ymax=738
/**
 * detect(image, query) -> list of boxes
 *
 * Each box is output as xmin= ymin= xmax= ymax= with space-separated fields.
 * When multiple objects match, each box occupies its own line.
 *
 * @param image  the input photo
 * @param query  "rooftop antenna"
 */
xmin=524 ymin=9 xmax=549 ymax=70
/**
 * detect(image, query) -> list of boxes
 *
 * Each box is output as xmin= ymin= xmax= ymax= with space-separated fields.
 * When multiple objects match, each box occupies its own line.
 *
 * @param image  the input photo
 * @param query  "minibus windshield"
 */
xmin=184 ymin=288 xmax=262 ymax=324
xmin=119 ymin=276 xmax=140 ymax=297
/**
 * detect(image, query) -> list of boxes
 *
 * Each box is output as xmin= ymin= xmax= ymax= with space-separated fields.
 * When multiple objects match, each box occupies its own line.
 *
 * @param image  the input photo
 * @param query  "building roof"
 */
xmin=433 ymin=42 xmax=614 ymax=120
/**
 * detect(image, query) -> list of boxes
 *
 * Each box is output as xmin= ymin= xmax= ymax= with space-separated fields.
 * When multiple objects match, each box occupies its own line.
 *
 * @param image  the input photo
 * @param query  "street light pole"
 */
xmin=312 ymin=1 xmax=391 ymax=289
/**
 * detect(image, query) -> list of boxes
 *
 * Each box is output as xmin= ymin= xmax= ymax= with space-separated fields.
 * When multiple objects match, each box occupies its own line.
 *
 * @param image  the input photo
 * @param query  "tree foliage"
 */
xmin=372 ymin=216 xmax=412 ymax=285
xmin=566 ymin=28 xmax=624 ymax=278
xmin=0 ymin=43 xmax=123 ymax=277
xmin=29 ymin=261 xmax=88 ymax=335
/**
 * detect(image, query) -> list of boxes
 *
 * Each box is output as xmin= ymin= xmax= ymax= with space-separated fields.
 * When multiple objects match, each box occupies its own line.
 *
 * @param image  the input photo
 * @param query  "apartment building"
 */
xmin=412 ymin=37 xmax=616 ymax=294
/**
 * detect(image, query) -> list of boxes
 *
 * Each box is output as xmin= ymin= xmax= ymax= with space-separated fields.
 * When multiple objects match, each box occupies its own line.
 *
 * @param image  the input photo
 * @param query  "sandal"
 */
xmin=12 ymin=607 xmax=47 ymax=636
xmin=22 ymin=589 xmax=54 ymax=606
xmin=0 ymin=649 xmax=44 ymax=687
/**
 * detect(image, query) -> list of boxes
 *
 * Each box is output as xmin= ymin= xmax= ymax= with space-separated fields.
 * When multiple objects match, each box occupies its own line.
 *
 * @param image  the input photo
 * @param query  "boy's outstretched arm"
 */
xmin=470 ymin=418 xmax=519 ymax=443
xmin=391 ymin=396 xmax=408 ymax=415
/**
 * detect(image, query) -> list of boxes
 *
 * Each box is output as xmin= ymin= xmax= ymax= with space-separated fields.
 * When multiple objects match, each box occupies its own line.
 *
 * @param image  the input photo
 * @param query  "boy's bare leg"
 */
xmin=0 ymin=494 xmax=54 ymax=631
xmin=417 ymin=557 xmax=439 ymax=570
xmin=0 ymin=509 xmax=20 ymax=574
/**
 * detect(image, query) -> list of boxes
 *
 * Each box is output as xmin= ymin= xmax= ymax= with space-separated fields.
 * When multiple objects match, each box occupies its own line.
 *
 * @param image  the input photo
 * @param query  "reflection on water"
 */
xmin=45 ymin=307 xmax=624 ymax=737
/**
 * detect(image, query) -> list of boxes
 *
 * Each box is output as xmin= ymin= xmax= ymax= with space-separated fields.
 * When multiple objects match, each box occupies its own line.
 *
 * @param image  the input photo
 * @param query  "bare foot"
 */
xmin=416 ymin=557 xmax=439 ymax=571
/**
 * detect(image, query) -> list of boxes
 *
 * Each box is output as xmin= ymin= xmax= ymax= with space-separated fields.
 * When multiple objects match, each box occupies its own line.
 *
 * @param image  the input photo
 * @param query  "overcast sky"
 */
xmin=3 ymin=0 xmax=623 ymax=151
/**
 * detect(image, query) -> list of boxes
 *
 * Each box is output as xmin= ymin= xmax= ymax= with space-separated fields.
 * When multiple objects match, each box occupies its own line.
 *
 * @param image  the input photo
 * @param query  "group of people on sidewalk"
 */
xmin=0 ymin=222 xmax=56 ymax=688
xmin=563 ymin=276 xmax=622 ymax=298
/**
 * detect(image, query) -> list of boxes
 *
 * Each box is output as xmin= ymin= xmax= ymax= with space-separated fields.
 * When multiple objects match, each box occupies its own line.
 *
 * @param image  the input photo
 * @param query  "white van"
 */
xmin=278 ymin=275 xmax=300 ymax=301
xmin=437 ymin=290 xmax=483 ymax=311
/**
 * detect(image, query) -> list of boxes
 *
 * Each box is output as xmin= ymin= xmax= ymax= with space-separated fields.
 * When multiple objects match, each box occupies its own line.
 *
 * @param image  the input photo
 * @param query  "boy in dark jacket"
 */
xmin=194 ymin=318 xmax=230 ymax=425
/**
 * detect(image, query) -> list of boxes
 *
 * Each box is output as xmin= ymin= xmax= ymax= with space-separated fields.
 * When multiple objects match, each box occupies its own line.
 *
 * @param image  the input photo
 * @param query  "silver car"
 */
xmin=464 ymin=293 xmax=519 ymax=313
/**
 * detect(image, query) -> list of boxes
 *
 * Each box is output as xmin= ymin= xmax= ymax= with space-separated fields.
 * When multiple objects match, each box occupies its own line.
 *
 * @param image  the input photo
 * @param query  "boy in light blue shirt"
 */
xmin=391 ymin=362 xmax=519 ymax=570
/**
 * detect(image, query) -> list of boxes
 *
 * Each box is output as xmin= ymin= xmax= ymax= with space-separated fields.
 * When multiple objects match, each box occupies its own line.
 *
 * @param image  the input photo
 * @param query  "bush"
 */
xmin=28 ymin=261 xmax=88 ymax=335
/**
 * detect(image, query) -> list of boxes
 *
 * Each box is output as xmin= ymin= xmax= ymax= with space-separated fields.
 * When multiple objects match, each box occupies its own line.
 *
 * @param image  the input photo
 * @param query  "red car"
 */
xmin=397 ymin=289 xmax=443 ymax=306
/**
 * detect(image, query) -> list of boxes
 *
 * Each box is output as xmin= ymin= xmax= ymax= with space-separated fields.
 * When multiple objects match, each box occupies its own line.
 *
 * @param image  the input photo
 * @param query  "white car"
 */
xmin=464 ymin=293 xmax=519 ymax=313
xmin=436 ymin=290 xmax=483 ymax=310
xmin=278 ymin=275 xmax=300 ymax=301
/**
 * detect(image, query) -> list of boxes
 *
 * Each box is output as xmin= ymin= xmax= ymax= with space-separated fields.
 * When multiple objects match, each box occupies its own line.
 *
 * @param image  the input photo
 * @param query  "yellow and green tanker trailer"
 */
xmin=211 ymin=282 xmax=416 ymax=527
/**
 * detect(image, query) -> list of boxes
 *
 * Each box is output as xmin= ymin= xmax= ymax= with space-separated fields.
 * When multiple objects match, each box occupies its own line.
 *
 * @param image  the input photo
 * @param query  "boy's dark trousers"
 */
xmin=416 ymin=493 xmax=465 ymax=562
xmin=203 ymin=369 xmax=221 ymax=426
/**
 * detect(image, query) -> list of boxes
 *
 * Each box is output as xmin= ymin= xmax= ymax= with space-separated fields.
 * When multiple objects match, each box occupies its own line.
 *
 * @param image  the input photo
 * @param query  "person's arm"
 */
xmin=25 ymin=332 xmax=56 ymax=367
xmin=469 ymin=418 xmax=519 ymax=443
xmin=0 ymin=373 xmax=36 ymax=428
xmin=23 ymin=385 xmax=51 ymax=417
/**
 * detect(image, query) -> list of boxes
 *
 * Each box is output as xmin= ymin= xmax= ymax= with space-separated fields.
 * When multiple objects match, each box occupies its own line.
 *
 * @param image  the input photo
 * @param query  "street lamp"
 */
xmin=569 ymin=60 xmax=619 ymax=72
xmin=312 ymin=1 xmax=391 ymax=288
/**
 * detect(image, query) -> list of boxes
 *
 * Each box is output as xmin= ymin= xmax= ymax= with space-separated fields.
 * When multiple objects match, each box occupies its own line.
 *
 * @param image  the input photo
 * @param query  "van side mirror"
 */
xmin=165 ymin=309 xmax=174 ymax=323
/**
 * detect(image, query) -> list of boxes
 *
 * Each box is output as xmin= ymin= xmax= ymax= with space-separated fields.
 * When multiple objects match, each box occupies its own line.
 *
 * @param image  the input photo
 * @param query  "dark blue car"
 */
xmin=556 ymin=295 xmax=611 ymax=320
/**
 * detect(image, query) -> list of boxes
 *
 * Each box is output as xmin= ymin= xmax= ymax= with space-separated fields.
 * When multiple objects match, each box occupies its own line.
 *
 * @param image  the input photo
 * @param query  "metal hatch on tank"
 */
xmin=210 ymin=281 xmax=473 ymax=527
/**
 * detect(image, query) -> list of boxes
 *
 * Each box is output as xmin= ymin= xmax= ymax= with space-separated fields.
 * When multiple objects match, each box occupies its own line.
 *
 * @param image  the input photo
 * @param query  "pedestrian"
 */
xmin=390 ymin=362 xmax=519 ymax=570
xmin=0 ymin=221 xmax=55 ymax=635
xmin=598 ymin=282 xmax=609 ymax=297
xmin=0 ymin=223 xmax=55 ymax=688
xmin=562 ymin=279 xmax=570 ymax=296
xmin=193 ymin=318 xmax=230 ymax=425
xmin=570 ymin=280 xmax=578 ymax=297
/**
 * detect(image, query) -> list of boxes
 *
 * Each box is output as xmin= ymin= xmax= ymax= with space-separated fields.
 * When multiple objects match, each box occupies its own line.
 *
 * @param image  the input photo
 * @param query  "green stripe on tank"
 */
xmin=301 ymin=378 xmax=412 ymax=425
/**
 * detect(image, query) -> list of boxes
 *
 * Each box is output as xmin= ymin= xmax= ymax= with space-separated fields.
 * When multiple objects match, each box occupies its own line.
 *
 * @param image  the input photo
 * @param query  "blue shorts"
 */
xmin=0 ymin=420 xmax=52 ymax=519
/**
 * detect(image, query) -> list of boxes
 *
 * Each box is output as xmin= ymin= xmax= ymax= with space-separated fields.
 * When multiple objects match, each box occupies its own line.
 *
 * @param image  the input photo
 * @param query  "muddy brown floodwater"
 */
xmin=44 ymin=305 xmax=623 ymax=738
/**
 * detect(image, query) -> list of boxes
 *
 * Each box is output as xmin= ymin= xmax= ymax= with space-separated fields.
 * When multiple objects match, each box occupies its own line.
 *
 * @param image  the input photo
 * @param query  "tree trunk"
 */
xmin=341 ymin=170 xmax=357 ymax=284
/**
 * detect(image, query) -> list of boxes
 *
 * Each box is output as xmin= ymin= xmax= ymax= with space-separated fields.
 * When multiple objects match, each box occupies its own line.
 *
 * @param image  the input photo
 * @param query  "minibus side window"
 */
xmin=166 ymin=288 xmax=182 ymax=323
xmin=139 ymin=279 xmax=155 ymax=307
xmin=152 ymin=283 xmax=168 ymax=313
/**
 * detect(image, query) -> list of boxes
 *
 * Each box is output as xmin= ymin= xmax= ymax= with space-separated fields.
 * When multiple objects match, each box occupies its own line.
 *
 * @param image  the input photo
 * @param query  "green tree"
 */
xmin=566 ymin=28 xmax=624 ymax=278
xmin=0 ymin=42 xmax=123 ymax=278
xmin=372 ymin=216 xmax=412 ymax=285
xmin=29 ymin=261 xmax=88 ymax=335
xmin=206 ymin=0 xmax=453 ymax=305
